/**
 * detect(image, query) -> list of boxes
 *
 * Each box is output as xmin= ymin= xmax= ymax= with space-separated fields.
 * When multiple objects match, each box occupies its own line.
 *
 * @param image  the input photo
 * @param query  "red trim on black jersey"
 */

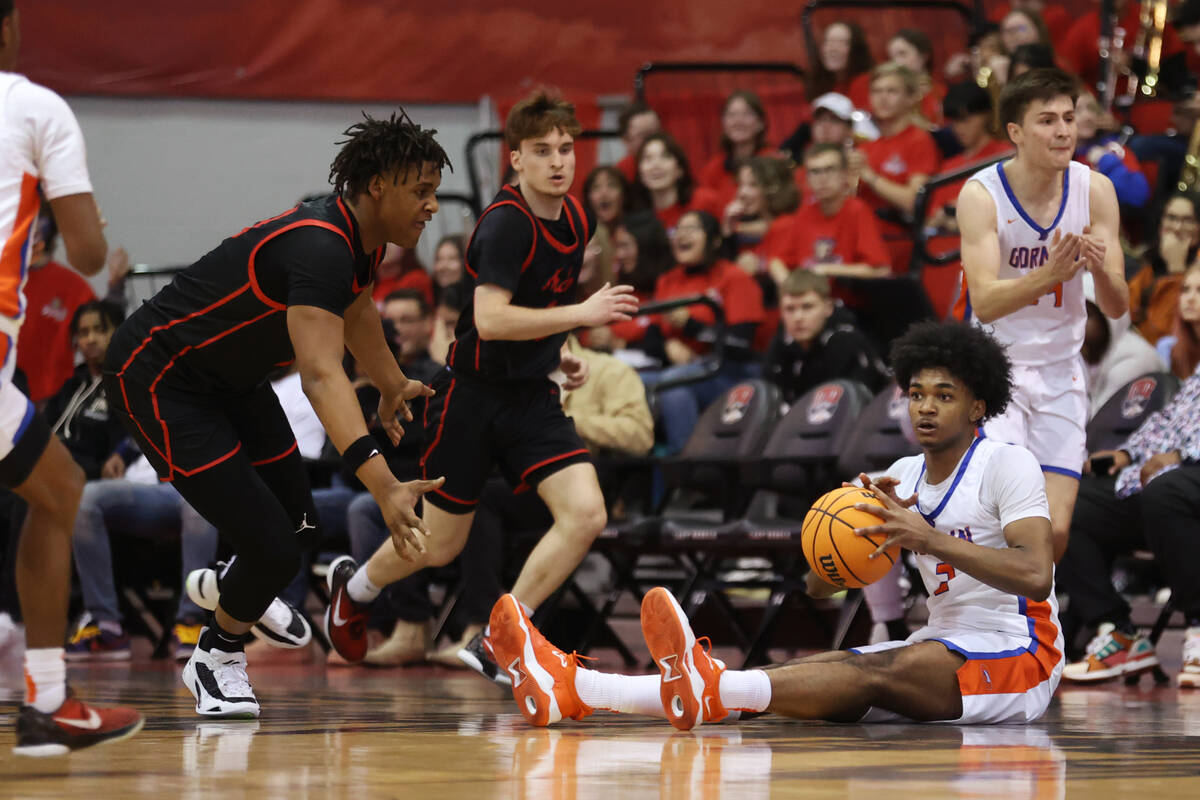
xmin=502 ymin=184 xmax=583 ymax=256
xmin=236 ymin=205 xmax=300 ymax=238
xmin=247 ymin=220 xmax=354 ymax=311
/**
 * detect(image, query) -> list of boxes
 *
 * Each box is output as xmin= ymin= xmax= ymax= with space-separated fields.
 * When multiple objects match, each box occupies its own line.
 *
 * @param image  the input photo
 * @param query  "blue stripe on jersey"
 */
xmin=997 ymin=162 xmax=1070 ymax=242
xmin=931 ymin=597 xmax=1039 ymax=659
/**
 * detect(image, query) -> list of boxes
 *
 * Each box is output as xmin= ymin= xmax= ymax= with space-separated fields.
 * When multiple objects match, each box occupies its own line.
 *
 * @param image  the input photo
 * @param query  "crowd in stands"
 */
xmin=2 ymin=0 xmax=1200 ymax=687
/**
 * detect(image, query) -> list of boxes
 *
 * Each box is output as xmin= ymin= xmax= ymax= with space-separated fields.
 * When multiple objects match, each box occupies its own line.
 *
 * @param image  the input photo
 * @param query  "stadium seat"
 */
xmin=836 ymin=384 xmax=920 ymax=479
xmin=1086 ymin=372 xmax=1180 ymax=453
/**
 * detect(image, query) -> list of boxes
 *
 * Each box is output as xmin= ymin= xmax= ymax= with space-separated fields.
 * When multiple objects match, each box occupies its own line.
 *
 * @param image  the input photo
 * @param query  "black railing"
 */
xmin=908 ymin=151 xmax=1010 ymax=270
xmin=634 ymin=61 xmax=806 ymax=103
xmin=463 ymin=129 xmax=620 ymax=217
xmin=634 ymin=294 xmax=726 ymax=393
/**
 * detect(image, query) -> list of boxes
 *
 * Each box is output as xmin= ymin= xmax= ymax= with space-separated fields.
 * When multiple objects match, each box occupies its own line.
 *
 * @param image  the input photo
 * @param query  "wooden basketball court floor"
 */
xmin=3 ymin=640 xmax=1200 ymax=798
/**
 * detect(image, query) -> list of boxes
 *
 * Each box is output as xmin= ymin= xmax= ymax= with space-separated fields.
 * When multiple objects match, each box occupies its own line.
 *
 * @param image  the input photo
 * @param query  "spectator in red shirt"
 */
xmin=924 ymin=82 xmax=1015 ymax=317
xmin=849 ymin=63 xmax=942 ymax=271
xmin=991 ymin=1 xmax=1073 ymax=41
xmin=18 ymin=205 xmax=97 ymax=405
xmin=771 ymin=143 xmax=891 ymax=287
xmin=615 ymin=102 xmax=661 ymax=185
xmin=583 ymin=165 xmax=629 ymax=232
xmin=724 ymin=156 xmax=800 ymax=275
xmin=371 ymin=244 xmax=433 ymax=308
xmin=586 ymin=210 xmax=672 ymax=366
xmin=632 ymin=132 xmax=723 ymax=234
xmin=644 ymin=210 xmax=764 ymax=452
xmin=699 ymin=90 xmax=772 ymax=214
xmin=806 ymin=21 xmax=876 ymax=102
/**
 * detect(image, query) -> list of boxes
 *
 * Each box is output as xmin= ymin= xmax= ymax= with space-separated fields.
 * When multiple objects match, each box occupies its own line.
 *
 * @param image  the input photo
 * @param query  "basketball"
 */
xmin=802 ymin=486 xmax=899 ymax=589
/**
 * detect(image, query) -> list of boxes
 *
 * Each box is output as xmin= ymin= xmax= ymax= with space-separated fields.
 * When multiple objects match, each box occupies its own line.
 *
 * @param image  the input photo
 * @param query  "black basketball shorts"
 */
xmin=419 ymin=368 xmax=591 ymax=514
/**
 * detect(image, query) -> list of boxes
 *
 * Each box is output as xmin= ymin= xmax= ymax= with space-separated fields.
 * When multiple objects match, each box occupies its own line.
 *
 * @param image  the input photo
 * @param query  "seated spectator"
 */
xmin=430 ymin=281 xmax=468 ymax=367
xmin=18 ymin=203 xmax=98 ymax=405
xmin=764 ymin=270 xmax=888 ymax=403
xmin=632 ymin=132 xmax=723 ymax=233
xmin=1128 ymin=191 xmax=1200 ymax=344
xmin=380 ymin=289 xmax=442 ymax=384
xmin=723 ymin=155 xmax=800 ymax=276
xmin=1057 ymin=358 xmax=1200 ymax=688
xmin=1074 ymin=91 xmax=1151 ymax=208
xmin=991 ymin=0 xmax=1071 ymax=40
xmin=431 ymin=234 xmax=467 ymax=303
xmin=785 ymin=93 xmax=878 ymax=194
xmin=54 ymin=301 xmax=208 ymax=661
xmin=770 ymin=144 xmax=891 ymax=288
xmin=1000 ymin=7 xmax=1050 ymax=55
xmin=881 ymin=29 xmax=946 ymax=126
xmin=850 ymin=63 xmax=942 ymax=272
xmin=699 ymin=90 xmax=772 ymax=213
xmin=372 ymin=244 xmax=434 ymax=307
xmin=807 ymin=21 xmax=875 ymax=103
xmin=1156 ymin=265 xmax=1200 ymax=378
xmin=643 ymin=210 xmax=764 ymax=452
xmin=583 ymin=165 xmax=629 ymax=232
xmin=615 ymin=101 xmax=661 ymax=184
xmin=1082 ymin=278 xmax=1166 ymax=417
xmin=923 ymin=81 xmax=1014 ymax=316
xmin=943 ymin=22 xmax=1004 ymax=86
xmin=586 ymin=210 xmax=671 ymax=366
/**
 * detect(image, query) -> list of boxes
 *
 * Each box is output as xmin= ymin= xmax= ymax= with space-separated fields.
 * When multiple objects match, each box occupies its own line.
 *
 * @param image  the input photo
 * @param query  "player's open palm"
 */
xmin=854 ymin=481 xmax=936 ymax=557
xmin=1046 ymin=229 xmax=1084 ymax=283
xmin=380 ymin=477 xmax=445 ymax=560
xmin=379 ymin=379 xmax=436 ymax=445
xmin=580 ymin=282 xmax=639 ymax=327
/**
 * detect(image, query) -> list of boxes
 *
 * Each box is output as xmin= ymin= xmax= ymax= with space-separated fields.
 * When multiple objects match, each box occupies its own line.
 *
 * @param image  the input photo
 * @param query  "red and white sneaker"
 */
xmin=13 ymin=690 xmax=144 ymax=756
xmin=324 ymin=555 xmax=369 ymax=663
xmin=640 ymin=586 xmax=728 ymax=731
xmin=487 ymin=594 xmax=593 ymax=727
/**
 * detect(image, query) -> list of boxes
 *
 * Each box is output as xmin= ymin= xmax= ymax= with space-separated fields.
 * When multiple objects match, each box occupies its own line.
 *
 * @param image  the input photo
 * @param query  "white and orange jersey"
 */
xmin=885 ymin=437 xmax=1059 ymax=649
xmin=956 ymin=160 xmax=1091 ymax=367
xmin=0 ymin=71 xmax=92 ymax=365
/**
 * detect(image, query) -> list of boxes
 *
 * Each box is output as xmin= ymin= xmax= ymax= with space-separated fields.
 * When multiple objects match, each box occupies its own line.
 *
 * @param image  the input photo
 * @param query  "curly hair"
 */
xmin=889 ymin=321 xmax=1013 ymax=421
xmin=328 ymin=109 xmax=451 ymax=197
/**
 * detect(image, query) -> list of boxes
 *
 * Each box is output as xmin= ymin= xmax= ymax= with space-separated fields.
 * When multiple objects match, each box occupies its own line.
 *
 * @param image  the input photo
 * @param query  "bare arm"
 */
xmin=812 ymin=263 xmax=891 ymax=279
xmin=474 ymin=281 xmax=639 ymax=341
xmin=922 ymin=516 xmax=1054 ymax=601
xmin=47 ymin=192 xmax=106 ymax=276
xmin=862 ymin=173 xmax=928 ymax=215
xmin=343 ymin=288 xmax=407 ymax=396
xmin=1086 ymin=173 xmax=1129 ymax=319
xmin=957 ymin=181 xmax=1082 ymax=324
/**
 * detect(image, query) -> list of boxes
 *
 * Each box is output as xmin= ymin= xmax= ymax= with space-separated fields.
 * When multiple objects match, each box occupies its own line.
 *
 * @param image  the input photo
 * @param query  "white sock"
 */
xmin=575 ymin=669 xmax=665 ymax=717
xmin=718 ymin=669 xmax=772 ymax=713
xmin=24 ymin=647 xmax=67 ymax=713
xmin=346 ymin=568 xmax=382 ymax=603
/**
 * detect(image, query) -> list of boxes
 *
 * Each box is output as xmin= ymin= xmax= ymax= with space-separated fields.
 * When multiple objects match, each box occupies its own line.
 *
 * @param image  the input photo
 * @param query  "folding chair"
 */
xmin=1086 ymin=372 xmax=1179 ymax=452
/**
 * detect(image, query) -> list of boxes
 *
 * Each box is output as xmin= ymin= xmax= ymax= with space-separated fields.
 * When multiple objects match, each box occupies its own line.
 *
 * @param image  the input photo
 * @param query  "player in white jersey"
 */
xmin=0 ymin=1 xmax=143 ymax=755
xmin=956 ymin=68 xmax=1128 ymax=562
xmin=484 ymin=321 xmax=1062 ymax=729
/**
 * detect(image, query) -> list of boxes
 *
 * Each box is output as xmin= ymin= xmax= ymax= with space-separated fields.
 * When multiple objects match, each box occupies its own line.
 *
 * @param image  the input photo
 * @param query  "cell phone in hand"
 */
xmin=1090 ymin=454 xmax=1115 ymax=475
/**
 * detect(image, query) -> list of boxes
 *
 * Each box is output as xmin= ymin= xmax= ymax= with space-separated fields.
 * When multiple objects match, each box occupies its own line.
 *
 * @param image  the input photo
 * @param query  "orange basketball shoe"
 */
xmin=14 ymin=689 xmax=143 ymax=756
xmin=487 ymin=594 xmax=593 ymax=727
xmin=640 ymin=586 xmax=728 ymax=731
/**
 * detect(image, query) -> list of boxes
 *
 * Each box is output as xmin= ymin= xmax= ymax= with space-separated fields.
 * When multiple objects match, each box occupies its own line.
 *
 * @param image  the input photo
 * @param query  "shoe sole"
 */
xmin=1063 ymin=653 xmax=1161 ymax=683
xmin=11 ymin=716 xmax=146 ymax=757
xmin=641 ymin=587 xmax=705 ymax=731
xmin=1178 ymin=671 xmax=1200 ymax=689
xmin=187 ymin=567 xmax=310 ymax=649
xmin=182 ymin=657 xmax=261 ymax=719
xmin=488 ymin=595 xmax=561 ymax=726
xmin=64 ymin=650 xmax=132 ymax=662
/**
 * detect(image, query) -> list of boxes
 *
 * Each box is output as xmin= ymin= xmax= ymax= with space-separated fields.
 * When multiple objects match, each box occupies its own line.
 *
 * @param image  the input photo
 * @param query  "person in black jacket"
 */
xmin=765 ymin=270 xmax=889 ymax=404
xmin=45 ymin=301 xmax=131 ymax=478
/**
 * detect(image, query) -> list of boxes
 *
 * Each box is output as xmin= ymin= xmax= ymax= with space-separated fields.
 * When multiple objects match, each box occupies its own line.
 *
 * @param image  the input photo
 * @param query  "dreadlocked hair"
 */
xmin=889 ymin=321 xmax=1014 ymax=422
xmin=328 ymin=109 xmax=452 ymax=198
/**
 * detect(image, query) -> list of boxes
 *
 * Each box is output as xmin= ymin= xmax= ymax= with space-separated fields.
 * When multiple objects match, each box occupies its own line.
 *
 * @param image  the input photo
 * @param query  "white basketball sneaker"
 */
xmin=186 ymin=562 xmax=311 ymax=649
xmin=182 ymin=635 xmax=260 ymax=719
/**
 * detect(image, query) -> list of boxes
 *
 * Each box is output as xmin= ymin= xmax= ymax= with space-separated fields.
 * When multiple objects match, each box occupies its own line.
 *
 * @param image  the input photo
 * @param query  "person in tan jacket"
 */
xmin=559 ymin=335 xmax=654 ymax=457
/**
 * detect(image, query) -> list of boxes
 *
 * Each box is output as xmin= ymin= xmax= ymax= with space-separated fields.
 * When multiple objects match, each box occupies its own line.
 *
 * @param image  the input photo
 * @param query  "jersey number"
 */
xmin=933 ymin=562 xmax=956 ymax=596
xmin=1031 ymin=282 xmax=1063 ymax=308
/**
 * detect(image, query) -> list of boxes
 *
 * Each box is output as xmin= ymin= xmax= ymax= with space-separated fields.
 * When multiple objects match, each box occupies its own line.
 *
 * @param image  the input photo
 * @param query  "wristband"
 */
xmin=342 ymin=435 xmax=382 ymax=474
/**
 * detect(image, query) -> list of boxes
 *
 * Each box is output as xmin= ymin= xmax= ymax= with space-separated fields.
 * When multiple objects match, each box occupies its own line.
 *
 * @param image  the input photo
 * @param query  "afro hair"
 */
xmin=889 ymin=321 xmax=1013 ymax=421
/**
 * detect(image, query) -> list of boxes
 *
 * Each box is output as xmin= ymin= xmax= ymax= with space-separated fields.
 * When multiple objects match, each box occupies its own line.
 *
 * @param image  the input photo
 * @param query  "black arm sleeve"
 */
xmin=467 ymin=206 xmax=535 ymax=294
xmin=261 ymin=227 xmax=361 ymax=316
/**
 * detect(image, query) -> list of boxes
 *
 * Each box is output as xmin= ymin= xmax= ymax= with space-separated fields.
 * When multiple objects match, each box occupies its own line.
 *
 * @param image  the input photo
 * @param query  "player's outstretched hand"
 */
xmin=378 ymin=379 xmax=436 ymax=445
xmin=853 ymin=480 xmax=936 ymax=558
xmin=1046 ymin=229 xmax=1085 ymax=283
xmin=559 ymin=350 xmax=589 ymax=391
xmin=381 ymin=477 xmax=445 ymax=560
xmin=579 ymin=282 xmax=639 ymax=327
xmin=841 ymin=473 xmax=917 ymax=508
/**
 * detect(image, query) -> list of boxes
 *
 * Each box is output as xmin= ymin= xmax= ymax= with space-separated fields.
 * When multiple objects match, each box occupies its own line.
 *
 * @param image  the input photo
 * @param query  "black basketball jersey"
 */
xmin=449 ymin=185 xmax=594 ymax=381
xmin=108 ymin=195 xmax=382 ymax=396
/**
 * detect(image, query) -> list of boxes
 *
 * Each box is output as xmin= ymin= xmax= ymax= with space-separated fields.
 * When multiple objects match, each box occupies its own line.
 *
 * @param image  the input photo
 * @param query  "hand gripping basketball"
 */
xmin=852 ymin=480 xmax=939 ymax=559
xmin=801 ymin=486 xmax=899 ymax=589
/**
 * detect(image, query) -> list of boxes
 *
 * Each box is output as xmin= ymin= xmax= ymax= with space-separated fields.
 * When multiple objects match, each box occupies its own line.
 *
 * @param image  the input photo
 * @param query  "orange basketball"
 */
xmin=801 ymin=486 xmax=900 ymax=589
